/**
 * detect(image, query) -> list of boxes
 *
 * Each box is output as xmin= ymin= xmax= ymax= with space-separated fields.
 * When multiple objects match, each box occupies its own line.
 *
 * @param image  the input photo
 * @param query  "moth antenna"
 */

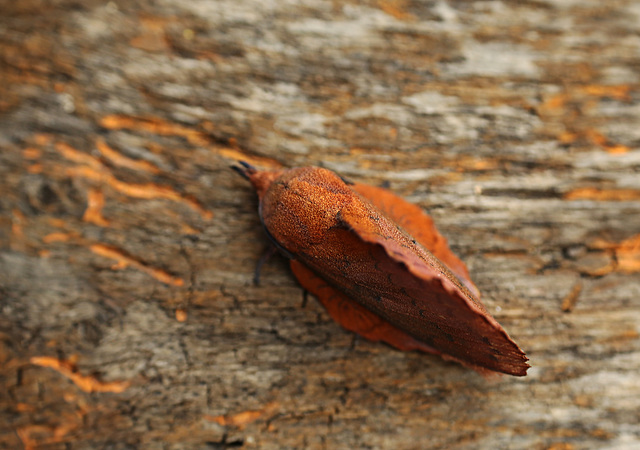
xmin=231 ymin=160 xmax=257 ymax=180
xmin=238 ymin=160 xmax=255 ymax=170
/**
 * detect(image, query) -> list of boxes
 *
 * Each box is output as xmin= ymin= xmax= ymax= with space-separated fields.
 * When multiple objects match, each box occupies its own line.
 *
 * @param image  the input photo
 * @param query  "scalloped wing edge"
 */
xmin=338 ymin=203 xmax=530 ymax=376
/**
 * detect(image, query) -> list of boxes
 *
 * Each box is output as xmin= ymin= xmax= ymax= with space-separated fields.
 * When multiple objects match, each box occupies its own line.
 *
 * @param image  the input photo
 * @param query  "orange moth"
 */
xmin=234 ymin=163 xmax=529 ymax=376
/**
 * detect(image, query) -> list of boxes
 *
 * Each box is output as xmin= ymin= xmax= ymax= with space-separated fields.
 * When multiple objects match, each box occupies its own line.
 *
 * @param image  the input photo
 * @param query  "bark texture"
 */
xmin=1 ymin=0 xmax=639 ymax=448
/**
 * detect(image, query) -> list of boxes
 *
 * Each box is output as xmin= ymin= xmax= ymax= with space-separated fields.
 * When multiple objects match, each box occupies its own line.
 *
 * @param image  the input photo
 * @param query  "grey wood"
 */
xmin=1 ymin=0 xmax=639 ymax=448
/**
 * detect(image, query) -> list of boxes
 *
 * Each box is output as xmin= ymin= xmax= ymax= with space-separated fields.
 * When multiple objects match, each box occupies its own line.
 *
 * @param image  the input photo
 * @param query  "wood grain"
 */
xmin=1 ymin=0 xmax=639 ymax=448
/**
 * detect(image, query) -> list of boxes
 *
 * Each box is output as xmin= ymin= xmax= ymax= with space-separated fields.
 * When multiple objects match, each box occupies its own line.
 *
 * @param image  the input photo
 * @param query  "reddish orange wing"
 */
xmin=290 ymin=260 xmax=440 ymax=354
xmin=351 ymin=183 xmax=480 ymax=298
xmin=236 ymin=163 xmax=529 ymax=376
xmin=289 ymin=182 xmax=481 ymax=357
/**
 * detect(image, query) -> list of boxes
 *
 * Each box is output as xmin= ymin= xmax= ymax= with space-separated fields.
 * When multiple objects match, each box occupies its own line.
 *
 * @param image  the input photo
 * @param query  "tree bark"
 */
xmin=1 ymin=0 xmax=639 ymax=448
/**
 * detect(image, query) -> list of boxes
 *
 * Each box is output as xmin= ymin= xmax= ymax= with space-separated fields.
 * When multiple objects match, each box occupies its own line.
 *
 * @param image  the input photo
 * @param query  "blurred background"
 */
xmin=1 ymin=0 xmax=639 ymax=448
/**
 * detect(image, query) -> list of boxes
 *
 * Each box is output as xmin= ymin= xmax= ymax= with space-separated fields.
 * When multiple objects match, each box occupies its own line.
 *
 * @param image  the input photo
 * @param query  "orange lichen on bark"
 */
xmin=613 ymin=234 xmax=640 ymax=274
xmin=585 ymin=129 xmax=629 ymax=154
xmin=34 ymin=133 xmax=54 ymax=146
xmin=100 ymin=114 xmax=210 ymax=146
xmin=564 ymin=187 xmax=640 ymax=201
xmin=537 ymin=84 xmax=631 ymax=153
xmin=95 ymin=137 xmax=161 ymax=174
xmin=82 ymin=188 xmax=110 ymax=226
xmin=23 ymin=147 xmax=42 ymax=159
xmin=540 ymin=85 xmax=630 ymax=113
xmin=23 ymin=145 xmax=44 ymax=173
xmin=30 ymin=356 xmax=130 ymax=393
xmin=378 ymin=0 xmax=415 ymax=21
xmin=100 ymin=114 xmax=282 ymax=170
xmin=129 ymin=16 xmax=171 ymax=52
xmin=175 ymin=309 xmax=188 ymax=322
xmin=15 ymin=403 xmax=36 ymax=413
xmin=67 ymin=165 xmax=212 ymax=219
xmin=546 ymin=443 xmax=574 ymax=450
xmin=90 ymin=243 xmax=184 ymax=286
xmin=538 ymin=92 xmax=569 ymax=115
xmin=43 ymin=232 xmax=78 ymax=243
xmin=580 ymin=84 xmax=631 ymax=100
xmin=558 ymin=131 xmax=578 ymax=144
xmin=26 ymin=163 xmax=43 ymax=173
xmin=52 ymin=138 xmax=210 ymax=218
xmin=205 ymin=403 xmax=278 ymax=428
xmin=17 ymin=425 xmax=60 ymax=450
xmin=55 ymin=141 xmax=102 ymax=168
xmin=587 ymin=234 xmax=640 ymax=274
xmin=16 ymin=381 xmax=92 ymax=449
xmin=561 ymin=282 xmax=582 ymax=312
xmin=443 ymin=155 xmax=499 ymax=172
xmin=47 ymin=218 xmax=68 ymax=228
xmin=11 ymin=209 xmax=26 ymax=241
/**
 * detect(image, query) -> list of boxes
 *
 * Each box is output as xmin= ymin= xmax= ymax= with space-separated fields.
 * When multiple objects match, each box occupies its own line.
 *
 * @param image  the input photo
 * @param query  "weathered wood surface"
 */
xmin=1 ymin=0 xmax=639 ymax=448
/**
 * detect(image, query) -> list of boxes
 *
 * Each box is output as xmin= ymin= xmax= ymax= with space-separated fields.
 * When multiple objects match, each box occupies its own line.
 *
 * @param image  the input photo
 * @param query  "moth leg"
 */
xmin=253 ymin=245 xmax=278 ymax=286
